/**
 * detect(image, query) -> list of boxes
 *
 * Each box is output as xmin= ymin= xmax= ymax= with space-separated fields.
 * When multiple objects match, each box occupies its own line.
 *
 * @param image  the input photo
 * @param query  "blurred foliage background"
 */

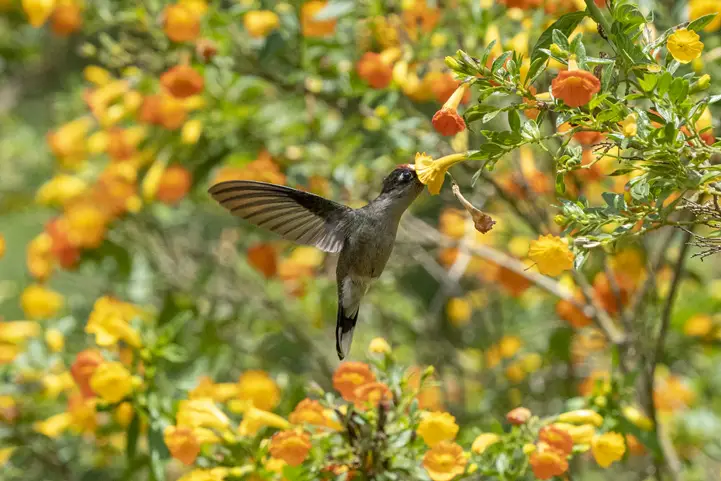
xmin=2 ymin=0 xmax=721 ymax=480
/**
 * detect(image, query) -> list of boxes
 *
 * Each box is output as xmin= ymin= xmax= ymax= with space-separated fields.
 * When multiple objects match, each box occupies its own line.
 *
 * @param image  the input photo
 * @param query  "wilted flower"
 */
xmin=422 ymin=441 xmax=467 ymax=481
xmin=528 ymin=235 xmax=574 ymax=277
xmin=667 ymin=29 xmax=704 ymax=64
xmin=417 ymin=411 xmax=459 ymax=447
xmin=551 ymin=58 xmax=600 ymax=108
xmin=90 ymin=362 xmax=133 ymax=403
xmin=269 ymin=429 xmax=312 ymax=467
xmin=164 ymin=425 xmax=200 ymax=465
xmin=591 ymin=432 xmax=626 ymax=467
xmin=243 ymin=10 xmax=280 ymax=38
xmin=450 ymin=182 xmax=495 ymax=233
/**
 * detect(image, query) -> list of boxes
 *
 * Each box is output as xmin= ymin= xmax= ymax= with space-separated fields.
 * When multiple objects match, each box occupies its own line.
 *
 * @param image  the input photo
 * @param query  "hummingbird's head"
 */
xmin=379 ymin=164 xmax=424 ymax=200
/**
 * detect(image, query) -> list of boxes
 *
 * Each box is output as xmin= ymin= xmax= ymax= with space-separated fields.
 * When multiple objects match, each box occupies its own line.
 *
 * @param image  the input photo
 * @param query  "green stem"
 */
xmin=584 ymin=0 xmax=613 ymax=37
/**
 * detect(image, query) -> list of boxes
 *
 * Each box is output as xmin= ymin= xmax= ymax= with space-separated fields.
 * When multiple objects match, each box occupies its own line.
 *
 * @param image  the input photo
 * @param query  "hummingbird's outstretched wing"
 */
xmin=209 ymin=180 xmax=353 ymax=253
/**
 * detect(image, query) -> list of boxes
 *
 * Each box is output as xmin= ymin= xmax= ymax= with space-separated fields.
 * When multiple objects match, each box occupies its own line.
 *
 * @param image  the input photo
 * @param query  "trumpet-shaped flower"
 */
xmin=414 ymin=152 xmax=468 ymax=195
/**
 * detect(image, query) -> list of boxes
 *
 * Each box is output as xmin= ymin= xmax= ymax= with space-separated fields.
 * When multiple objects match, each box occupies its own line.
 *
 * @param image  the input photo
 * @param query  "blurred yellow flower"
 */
xmin=591 ymin=432 xmax=626 ymax=468
xmin=163 ymin=3 xmax=201 ymax=42
xmin=368 ymin=337 xmax=391 ymax=354
xmin=237 ymin=370 xmax=280 ymax=411
xmin=689 ymin=0 xmax=721 ymax=32
xmin=0 ymin=447 xmax=15 ymax=466
xmin=84 ymin=65 xmax=112 ymax=86
xmin=269 ymin=429 xmax=311 ymax=466
xmin=301 ymin=1 xmax=336 ymax=37
xmin=190 ymin=376 xmax=239 ymax=402
xmin=181 ymin=119 xmax=203 ymax=144
xmin=64 ymin=202 xmax=108 ymax=249
xmin=21 ymin=284 xmax=64 ymax=320
xmin=684 ymin=313 xmax=713 ymax=337
xmin=0 ymin=234 xmax=5 ymax=259
xmin=446 ymin=298 xmax=471 ymax=327
xmin=90 ymin=362 xmax=133 ymax=403
xmin=34 ymin=412 xmax=72 ymax=438
xmin=45 ymin=327 xmax=65 ymax=353
xmin=499 ymin=335 xmax=522 ymax=358
xmin=619 ymin=113 xmax=638 ymax=137
xmin=528 ymin=235 xmax=574 ymax=277
xmin=244 ymin=10 xmax=280 ymax=38
xmin=85 ymin=296 xmax=142 ymax=347
xmin=177 ymin=398 xmax=231 ymax=431
xmin=42 ymin=371 xmax=74 ymax=399
xmin=417 ymin=411 xmax=459 ymax=447
xmin=558 ymin=409 xmax=603 ymax=427
xmin=504 ymin=361 xmax=526 ymax=383
xmin=471 ymin=433 xmax=500 ymax=454
xmin=36 ymin=174 xmax=88 ymax=206
xmin=46 ymin=117 xmax=92 ymax=168
xmin=177 ymin=468 xmax=229 ymax=481
xmin=667 ymin=29 xmax=704 ymax=64
xmin=22 ymin=0 xmax=55 ymax=27
xmin=552 ymin=422 xmax=596 ymax=444
xmin=414 ymin=152 xmax=468 ymax=195
xmin=622 ymin=406 xmax=653 ymax=431
xmin=422 ymin=441 xmax=467 ymax=481
xmin=164 ymin=425 xmax=200 ymax=465
xmin=0 ymin=320 xmax=41 ymax=344
xmin=238 ymin=406 xmax=290 ymax=436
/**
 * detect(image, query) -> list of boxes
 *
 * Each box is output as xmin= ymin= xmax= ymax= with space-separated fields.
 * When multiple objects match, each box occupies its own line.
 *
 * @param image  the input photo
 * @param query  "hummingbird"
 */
xmin=208 ymin=164 xmax=424 ymax=360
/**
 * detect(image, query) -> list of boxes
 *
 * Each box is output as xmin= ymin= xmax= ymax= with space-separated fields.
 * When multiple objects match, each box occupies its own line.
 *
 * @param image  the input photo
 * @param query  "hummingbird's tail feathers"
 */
xmin=208 ymin=180 xmax=353 ymax=253
xmin=335 ymin=306 xmax=359 ymax=360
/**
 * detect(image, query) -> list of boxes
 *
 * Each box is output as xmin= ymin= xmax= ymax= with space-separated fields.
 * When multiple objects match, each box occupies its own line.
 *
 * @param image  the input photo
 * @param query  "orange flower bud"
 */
xmin=195 ymin=39 xmax=218 ymax=62
xmin=160 ymin=65 xmax=204 ymax=99
xmin=506 ymin=406 xmax=532 ymax=425
xmin=50 ymin=2 xmax=82 ymax=36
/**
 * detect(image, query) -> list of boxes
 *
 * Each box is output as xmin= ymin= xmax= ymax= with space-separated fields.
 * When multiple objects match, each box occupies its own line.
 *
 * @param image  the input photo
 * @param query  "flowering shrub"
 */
xmin=2 ymin=0 xmax=721 ymax=480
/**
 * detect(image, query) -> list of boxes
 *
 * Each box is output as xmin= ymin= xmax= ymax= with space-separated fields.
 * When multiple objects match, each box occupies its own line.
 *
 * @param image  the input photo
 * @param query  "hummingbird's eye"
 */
xmin=398 ymin=171 xmax=412 ymax=183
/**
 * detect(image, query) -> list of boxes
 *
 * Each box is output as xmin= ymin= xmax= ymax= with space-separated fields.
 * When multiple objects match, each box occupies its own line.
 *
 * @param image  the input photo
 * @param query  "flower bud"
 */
xmin=444 ymin=56 xmax=462 ymax=71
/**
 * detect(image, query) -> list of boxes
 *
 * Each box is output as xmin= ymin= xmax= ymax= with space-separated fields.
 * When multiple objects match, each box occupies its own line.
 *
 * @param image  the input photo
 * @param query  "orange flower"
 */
xmin=552 ymin=62 xmax=600 ymax=108
xmin=106 ymin=127 xmax=143 ymax=162
xmin=556 ymin=296 xmax=593 ymax=328
xmin=539 ymin=426 xmax=573 ymax=456
xmin=27 ymin=233 xmax=54 ymax=281
xmin=156 ymin=165 xmax=192 ymax=205
xmin=64 ymin=202 xmax=108 ymax=248
xmin=164 ymin=425 xmax=200 ymax=465
xmin=432 ymin=85 xmax=467 ymax=136
xmin=497 ymin=266 xmax=532 ymax=297
xmin=160 ymin=65 xmax=204 ymax=99
xmin=592 ymin=271 xmax=632 ymax=315
xmin=269 ymin=430 xmax=312 ymax=467
xmin=332 ymin=362 xmax=375 ymax=402
xmin=529 ymin=446 xmax=569 ymax=480
xmin=353 ymin=382 xmax=392 ymax=409
xmin=357 ymin=50 xmax=399 ymax=89
xmin=432 ymin=73 xmax=471 ymax=105
xmin=46 ymin=218 xmax=81 ymax=269
xmin=71 ymin=349 xmax=104 ymax=398
xmin=499 ymin=0 xmax=542 ymax=9
xmin=402 ymin=0 xmax=440 ymax=40
xmin=0 ymin=234 xmax=5 ymax=259
xmin=289 ymin=399 xmax=326 ymax=426
xmin=506 ymin=407 xmax=531 ymax=425
xmin=247 ymin=243 xmax=278 ymax=278
xmin=406 ymin=366 xmax=443 ymax=410
xmin=212 ymin=150 xmax=286 ymax=185
xmin=51 ymin=2 xmax=82 ymax=36
xmin=422 ymin=441 xmax=467 ymax=481
xmin=163 ymin=3 xmax=201 ymax=42
xmin=301 ymin=1 xmax=336 ymax=38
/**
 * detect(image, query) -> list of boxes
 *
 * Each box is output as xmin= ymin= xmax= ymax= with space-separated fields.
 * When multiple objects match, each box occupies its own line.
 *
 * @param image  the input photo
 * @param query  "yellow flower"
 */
xmin=528 ymin=235 xmax=574 ymax=277
xmin=667 ymin=29 xmax=704 ymax=64
xmin=591 ymin=432 xmax=626 ymax=468
xmin=471 ymin=433 xmax=500 ymax=454
xmin=446 ymin=298 xmax=471 ymax=327
xmin=22 ymin=0 xmax=55 ymax=27
xmin=0 ymin=321 xmax=41 ymax=344
xmin=689 ymin=0 xmax=721 ymax=33
xmin=237 ymin=370 xmax=280 ymax=411
xmin=189 ymin=376 xmax=239 ymax=402
xmin=34 ymin=412 xmax=72 ymax=438
xmin=619 ymin=113 xmax=638 ymax=137
xmin=684 ymin=314 xmax=713 ymax=337
xmin=177 ymin=468 xmax=229 ymax=481
xmin=85 ymin=296 xmax=142 ymax=347
xmin=90 ymin=362 xmax=133 ymax=403
xmin=413 ymin=152 xmax=469 ymax=195
xmin=35 ymin=174 xmax=88 ymax=206
xmin=20 ymin=284 xmax=64 ymax=319
xmin=558 ymin=409 xmax=604 ymax=427
xmin=42 ymin=371 xmax=74 ymax=399
xmin=164 ymin=425 xmax=200 ymax=465
xmin=177 ymin=398 xmax=231 ymax=431
xmin=84 ymin=65 xmax=112 ymax=86
xmin=622 ymin=406 xmax=653 ymax=431
xmin=499 ymin=335 xmax=522 ymax=358
xmin=552 ymin=422 xmax=596 ymax=444
xmin=422 ymin=441 xmax=467 ymax=481
xmin=0 ymin=233 xmax=5 ymax=259
xmin=238 ymin=406 xmax=291 ymax=436
xmin=181 ymin=119 xmax=203 ymax=144
xmin=244 ymin=10 xmax=280 ymax=38
xmin=368 ymin=337 xmax=391 ymax=354
xmin=0 ymin=447 xmax=15 ymax=466
xmin=417 ymin=411 xmax=459 ymax=447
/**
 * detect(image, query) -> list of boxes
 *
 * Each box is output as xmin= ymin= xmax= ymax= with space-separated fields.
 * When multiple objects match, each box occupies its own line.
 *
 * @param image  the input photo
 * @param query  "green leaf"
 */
xmin=508 ymin=109 xmax=521 ymax=133
xmin=528 ymin=11 xmax=588 ymax=81
xmin=521 ymin=120 xmax=540 ymax=141
xmin=491 ymin=51 xmax=513 ymax=73
xmin=688 ymin=13 xmax=718 ymax=32
xmin=552 ymin=29 xmax=570 ymax=51
xmin=148 ymin=421 xmax=169 ymax=481
xmin=555 ymin=173 xmax=566 ymax=195
xmin=126 ymin=413 xmax=140 ymax=464
xmin=638 ymin=73 xmax=658 ymax=92
xmin=313 ymin=0 xmax=354 ymax=21
xmin=548 ymin=327 xmax=573 ymax=363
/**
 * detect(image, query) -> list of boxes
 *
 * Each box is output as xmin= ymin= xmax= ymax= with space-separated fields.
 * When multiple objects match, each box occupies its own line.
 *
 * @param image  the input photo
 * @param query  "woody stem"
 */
xmin=584 ymin=0 xmax=613 ymax=37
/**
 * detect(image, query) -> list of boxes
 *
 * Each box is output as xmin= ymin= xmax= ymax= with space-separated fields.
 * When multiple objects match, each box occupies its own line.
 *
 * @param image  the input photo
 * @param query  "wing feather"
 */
xmin=208 ymin=180 xmax=352 ymax=253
